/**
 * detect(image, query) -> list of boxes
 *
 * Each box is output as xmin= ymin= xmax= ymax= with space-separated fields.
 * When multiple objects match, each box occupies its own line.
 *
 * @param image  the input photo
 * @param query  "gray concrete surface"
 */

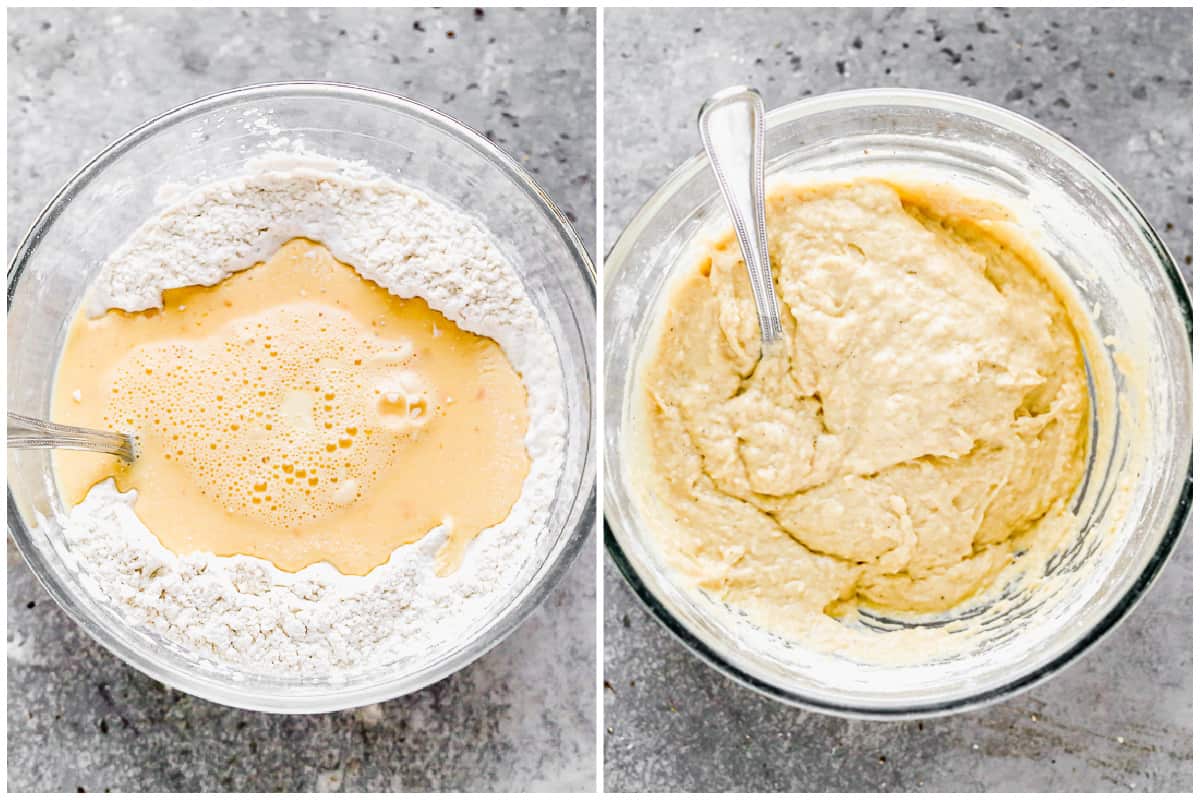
xmin=8 ymin=8 xmax=596 ymax=792
xmin=603 ymin=7 xmax=1191 ymax=793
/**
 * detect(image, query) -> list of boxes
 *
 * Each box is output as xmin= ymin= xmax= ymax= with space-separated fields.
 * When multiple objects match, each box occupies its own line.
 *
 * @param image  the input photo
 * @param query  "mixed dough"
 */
xmin=637 ymin=178 xmax=1089 ymax=639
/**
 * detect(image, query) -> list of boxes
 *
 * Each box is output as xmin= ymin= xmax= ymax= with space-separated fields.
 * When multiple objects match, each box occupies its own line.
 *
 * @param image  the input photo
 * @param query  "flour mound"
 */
xmin=62 ymin=155 xmax=566 ymax=675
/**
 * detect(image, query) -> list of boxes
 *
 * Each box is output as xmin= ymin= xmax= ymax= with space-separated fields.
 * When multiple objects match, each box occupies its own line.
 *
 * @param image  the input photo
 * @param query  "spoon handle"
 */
xmin=7 ymin=412 xmax=136 ymax=462
xmin=698 ymin=85 xmax=784 ymax=348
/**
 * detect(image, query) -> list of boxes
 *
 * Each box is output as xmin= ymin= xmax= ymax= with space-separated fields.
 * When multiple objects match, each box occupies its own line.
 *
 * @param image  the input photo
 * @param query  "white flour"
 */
xmin=58 ymin=154 xmax=566 ymax=675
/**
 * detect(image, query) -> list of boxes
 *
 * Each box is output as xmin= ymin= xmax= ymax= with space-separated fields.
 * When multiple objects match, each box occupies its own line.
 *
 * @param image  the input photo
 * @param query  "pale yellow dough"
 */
xmin=637 ymin=178 xmax=1089 ymax=638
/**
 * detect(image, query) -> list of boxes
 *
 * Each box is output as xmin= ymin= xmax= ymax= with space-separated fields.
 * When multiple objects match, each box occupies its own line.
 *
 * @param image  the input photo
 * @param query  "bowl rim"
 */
xmin=7 ymin=80 xmax=597 ymax=713
xmin=602 ymin=87 xmax=1193 ymax=719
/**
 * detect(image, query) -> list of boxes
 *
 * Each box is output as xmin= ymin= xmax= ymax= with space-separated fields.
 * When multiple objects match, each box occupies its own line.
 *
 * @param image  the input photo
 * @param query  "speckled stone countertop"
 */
xmin=8 ymin=7 xmax=596 ymax=792
xmin=603 ymin=7 xmax=1191 ymax=793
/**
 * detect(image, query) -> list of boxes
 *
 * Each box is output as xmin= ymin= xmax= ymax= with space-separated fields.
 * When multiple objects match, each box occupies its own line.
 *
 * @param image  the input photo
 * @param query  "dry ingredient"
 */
xmin=54 ymin=154 xmax=565 ymax=675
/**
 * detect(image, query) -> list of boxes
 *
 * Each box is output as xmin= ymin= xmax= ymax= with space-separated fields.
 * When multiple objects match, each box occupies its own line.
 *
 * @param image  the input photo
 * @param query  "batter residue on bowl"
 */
xmin=636 ymin=177 xmax=1089 ymax=642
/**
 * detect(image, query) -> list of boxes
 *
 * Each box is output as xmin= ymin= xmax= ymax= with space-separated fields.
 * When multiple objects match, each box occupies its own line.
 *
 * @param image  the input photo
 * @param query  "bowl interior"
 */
xmin=604 ymin=90 xmax=1191 ymax=716
xmin=8 ymin=84 xmax=595 ymax=712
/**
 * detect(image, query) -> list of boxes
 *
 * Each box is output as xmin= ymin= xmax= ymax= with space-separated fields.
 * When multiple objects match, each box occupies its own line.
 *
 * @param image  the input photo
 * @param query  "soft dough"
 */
xmin=637 ymin=178 xmax=1088 ymax=635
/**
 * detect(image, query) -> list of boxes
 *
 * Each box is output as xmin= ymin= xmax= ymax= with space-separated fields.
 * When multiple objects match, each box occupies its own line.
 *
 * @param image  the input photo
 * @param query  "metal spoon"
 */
xmin=8 ymin=412 xmax=137 ymax=462
xmin=697 ymin=85 xmax=784 ymax=350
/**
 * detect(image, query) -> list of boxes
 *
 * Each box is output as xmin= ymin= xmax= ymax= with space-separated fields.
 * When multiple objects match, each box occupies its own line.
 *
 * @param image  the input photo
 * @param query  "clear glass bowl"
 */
xmin=604 ymin=89 xmax=1192 ymax=718
xmin=8 ymin=82 xmax=595 ymax=712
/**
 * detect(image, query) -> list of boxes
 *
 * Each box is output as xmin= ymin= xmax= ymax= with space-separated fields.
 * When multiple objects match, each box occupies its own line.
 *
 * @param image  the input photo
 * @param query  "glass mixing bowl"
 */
xmin=8 ymin=82 xmax=595 ymax=712
xmin=604 ymin=89 xmax=1191 ymax=718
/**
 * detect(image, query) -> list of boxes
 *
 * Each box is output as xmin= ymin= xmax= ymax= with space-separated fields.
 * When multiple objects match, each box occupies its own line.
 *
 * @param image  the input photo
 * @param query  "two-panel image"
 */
xmin=6 ymin=6 xmax=1192 ymax=794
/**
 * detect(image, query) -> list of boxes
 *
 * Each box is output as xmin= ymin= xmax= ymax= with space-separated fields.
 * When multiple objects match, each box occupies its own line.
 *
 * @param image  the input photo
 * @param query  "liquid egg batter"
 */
xmin=53 ymin=238 xmax=531 ymax=576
